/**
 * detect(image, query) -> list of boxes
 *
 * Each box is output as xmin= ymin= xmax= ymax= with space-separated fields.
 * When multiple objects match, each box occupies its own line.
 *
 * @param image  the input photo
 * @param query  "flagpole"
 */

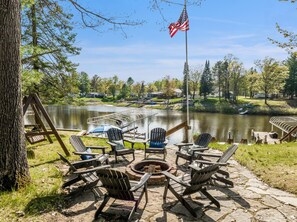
xmin=184 ymin=0 xmax=190 ymax=141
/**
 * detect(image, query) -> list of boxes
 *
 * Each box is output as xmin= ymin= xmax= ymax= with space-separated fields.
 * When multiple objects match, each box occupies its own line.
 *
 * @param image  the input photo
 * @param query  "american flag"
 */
xmin=168 ymin=7 xmax=189 ymax=38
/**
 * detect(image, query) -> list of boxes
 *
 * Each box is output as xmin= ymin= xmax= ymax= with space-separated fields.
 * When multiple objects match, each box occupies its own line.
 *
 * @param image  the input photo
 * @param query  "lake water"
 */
xmin=24 ymin=105 xmax=275 ymax=144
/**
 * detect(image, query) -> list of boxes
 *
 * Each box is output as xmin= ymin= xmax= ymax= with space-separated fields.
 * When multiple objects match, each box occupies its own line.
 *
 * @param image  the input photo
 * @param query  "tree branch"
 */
xmin=22 ymin=49 xmax=60 ymax=63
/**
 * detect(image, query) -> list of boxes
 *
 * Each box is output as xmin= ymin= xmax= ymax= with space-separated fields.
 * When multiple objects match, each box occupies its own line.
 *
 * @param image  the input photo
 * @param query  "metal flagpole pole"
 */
xmin=184 ymin=0 xmax=190 ymax=141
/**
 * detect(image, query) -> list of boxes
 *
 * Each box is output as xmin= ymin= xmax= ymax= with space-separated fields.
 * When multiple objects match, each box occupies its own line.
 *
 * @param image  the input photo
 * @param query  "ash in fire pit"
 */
xmin=131 ymin=160 xmax=170 ymax=175
xmin=143 ymin=165 xmax=161 ymax=173
xmin=126 ymin=160 xmax=176 ymax=185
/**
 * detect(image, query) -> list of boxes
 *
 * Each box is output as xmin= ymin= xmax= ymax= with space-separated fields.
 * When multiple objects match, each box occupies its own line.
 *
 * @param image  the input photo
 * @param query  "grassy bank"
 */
xmin=212 ymin=142 xmax=297 ymax=194
xmin=0 ymin=131 xmax=296 ymax=221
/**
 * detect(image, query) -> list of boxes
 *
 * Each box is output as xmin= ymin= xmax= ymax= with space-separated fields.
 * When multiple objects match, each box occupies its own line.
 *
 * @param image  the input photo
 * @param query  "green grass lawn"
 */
xmin=211 ymin=142 xmax=297 ymax=194
xmin=0 ymin=131 xmax=296 ymax=221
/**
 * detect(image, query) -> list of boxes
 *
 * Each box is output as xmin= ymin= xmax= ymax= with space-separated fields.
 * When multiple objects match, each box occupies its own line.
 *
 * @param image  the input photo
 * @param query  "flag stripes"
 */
xmin=168 ymin=7 xmax=189 ymax=38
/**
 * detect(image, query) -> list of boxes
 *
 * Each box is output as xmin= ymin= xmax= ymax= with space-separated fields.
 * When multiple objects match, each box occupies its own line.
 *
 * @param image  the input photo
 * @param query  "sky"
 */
xmin=67 ymin=0 xmax=297 ymax=83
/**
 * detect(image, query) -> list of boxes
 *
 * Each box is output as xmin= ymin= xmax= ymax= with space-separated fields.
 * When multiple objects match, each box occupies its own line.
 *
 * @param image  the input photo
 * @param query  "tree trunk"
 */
xmin=0 ymin=0 xmax=31 ymax=190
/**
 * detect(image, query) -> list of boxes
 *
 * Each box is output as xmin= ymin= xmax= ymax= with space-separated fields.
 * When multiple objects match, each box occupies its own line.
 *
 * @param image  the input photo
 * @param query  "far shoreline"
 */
xmin=57 ymin=96 xmax=297 ymax=116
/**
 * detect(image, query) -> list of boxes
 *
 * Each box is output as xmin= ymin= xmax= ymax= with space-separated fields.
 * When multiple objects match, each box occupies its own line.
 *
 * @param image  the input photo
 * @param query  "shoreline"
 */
xmin=62 ymin=97 xmax=297 ymax=116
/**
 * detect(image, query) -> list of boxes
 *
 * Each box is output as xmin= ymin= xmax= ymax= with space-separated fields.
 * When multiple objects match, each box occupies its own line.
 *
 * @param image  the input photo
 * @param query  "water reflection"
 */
xmin=24 ymin=105 xmax=274 ymax=144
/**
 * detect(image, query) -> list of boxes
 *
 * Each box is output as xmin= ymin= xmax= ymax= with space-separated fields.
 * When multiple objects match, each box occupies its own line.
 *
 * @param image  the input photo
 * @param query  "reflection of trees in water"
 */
xmin=33 ymin=106 xmax=272 ymax=144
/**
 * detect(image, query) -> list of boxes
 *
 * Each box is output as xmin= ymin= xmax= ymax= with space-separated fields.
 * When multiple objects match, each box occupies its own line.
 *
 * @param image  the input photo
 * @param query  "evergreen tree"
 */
xmin=285 ymin=52 xmax=297 ymax=99
xmin=200 ymin=60 xmax=213 ymax=99
xmin=78 ymin=72 xmax=90 ymax=96
xmin=221 ymin=60 xmax=230 ymax=100
xmin=126 ymin=77 xmax=134 ymax=97
xmin=21 ymin=0 xmax=80 ymax=100
xmin=119 ymin=83 xmax=129 ymax=99
xmin=212 ymin=61 xmax=223 ymax=100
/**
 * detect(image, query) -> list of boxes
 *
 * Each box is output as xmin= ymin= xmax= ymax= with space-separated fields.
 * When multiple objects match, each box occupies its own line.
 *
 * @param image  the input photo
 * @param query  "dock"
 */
xmin=252 ymin=130 xmax=280 ymax=144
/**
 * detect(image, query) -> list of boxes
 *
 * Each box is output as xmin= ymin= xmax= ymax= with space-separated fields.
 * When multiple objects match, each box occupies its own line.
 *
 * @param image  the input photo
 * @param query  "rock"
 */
xmin=272 ymin=196 xmax=297 ymax=207
xmin=222 ymin=209 xmax=253 ymax=222
xmin=255 ymin=209 xmax=286 ymax=222
xmin=15 ymin=211 xmax=25 ymax=217
xmin=277 ymin=205 xmax=297 ymax=221
xmin=261 ymin=196 xmax=282 ymax=208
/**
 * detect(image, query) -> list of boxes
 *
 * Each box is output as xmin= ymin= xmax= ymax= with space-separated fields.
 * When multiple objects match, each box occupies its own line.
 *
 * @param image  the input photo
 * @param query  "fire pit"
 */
xmin=126 ymin=160 xmax=177 ymax=185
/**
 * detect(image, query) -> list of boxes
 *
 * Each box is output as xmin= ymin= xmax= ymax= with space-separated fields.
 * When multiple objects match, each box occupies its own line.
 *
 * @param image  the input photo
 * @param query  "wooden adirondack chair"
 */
xmin=69 ymin=135 xmax=108 ymax=163
xmin=106 ymin=128 xmax=135 ymax=163
xmin=144 ymin=127 xmax=167 ymax=160
xmin=192 ymin=144 xmax=238 ymax=187
xmin=57 ymin=152 xmax=110 ymax=199
xmin=94 ymin=168 xmax=151 ymax=221
xmin=175 ymin=133 xmax=212 ymax=165
xmin=162 ymin=164 xmax=220 ymax=217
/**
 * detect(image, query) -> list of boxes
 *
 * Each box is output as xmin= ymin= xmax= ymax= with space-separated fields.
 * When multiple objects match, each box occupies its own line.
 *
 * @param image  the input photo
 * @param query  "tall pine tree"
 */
xmin=200 ymin=60 xmax=213 ymax=99
xmin=285 ymin=52 xmax=297 ymax=99
xmin=21 ymin=0 xmax=80 ymax=101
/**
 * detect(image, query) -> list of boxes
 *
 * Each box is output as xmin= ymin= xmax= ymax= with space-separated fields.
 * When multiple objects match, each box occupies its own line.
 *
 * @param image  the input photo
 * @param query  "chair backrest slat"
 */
xmin=70 ymin=135 xmax=86 ymax=152
xmin=184 ymin=164 xmax=219 ymax=195
xmin=218 ymin=144 xmax=238 ymax=163
xmin=97 ymin=168 xmax=134 ymax=200
xmin=194 ymin=133 xmax=212 ymax=147
xmin=150 ymin=127 xmax=166 ymax=142
xmin=107 ymin=128 xmax=123 ymax=142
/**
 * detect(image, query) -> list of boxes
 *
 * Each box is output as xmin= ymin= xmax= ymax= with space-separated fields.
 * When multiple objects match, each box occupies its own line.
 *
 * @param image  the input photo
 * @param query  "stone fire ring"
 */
xmin=125 ymin=160 xmax=177 ymax=185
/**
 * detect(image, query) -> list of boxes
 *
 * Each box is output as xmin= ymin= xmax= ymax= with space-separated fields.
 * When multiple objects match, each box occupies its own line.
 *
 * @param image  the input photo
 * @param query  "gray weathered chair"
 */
xmin=162 ymin=164 xmax=220 ymax=217
xmin=94 ymin=168 xmax=151 ymax=221
xmin=144 ymin=127 xmax=167 ymax=160
xmin=192 ymin=144 xmax=238 ymax=187
xmin=175 ymin=133 xmax=212 ymax=165
xmin=57 ymin=152 xmax=110 ymax=199
xmin=106 ymin=128 xmax=135 ymax=163
xmin=69 ymin=135 xmax=108 ymax=163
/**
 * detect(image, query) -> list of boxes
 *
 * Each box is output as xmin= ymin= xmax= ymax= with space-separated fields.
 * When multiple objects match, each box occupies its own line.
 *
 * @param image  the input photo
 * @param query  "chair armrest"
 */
xmin=71 ymin=158 xmax=100 ymax=169
xmin=175 ymin=142 xmax=193 ymax=147
xmin=175 ymin=142 xmax=194 ymax=151
xmin=194 ymin=152 xmax=221 ymax=158
xmin=73 ymin=152 xmax=97 ymax=157
xmin=87 ymin=146 xmax=108 ymax=154
xmin=73 ymin=165 xmax=111 ymax=174
xmin=130 ymin=173 xmax=151 ymax=192
xmin=162 ymin=171 xmax=191 ymax=187
xmin=192 ymin=160 xmax=227 ymax=166
xmin=123 ymin=139 xmax=135 ymax=148
xmin=107 ymin=141 xmax=116 ymax=147
xmin=191 ymin=147 xmax=209 ymax=152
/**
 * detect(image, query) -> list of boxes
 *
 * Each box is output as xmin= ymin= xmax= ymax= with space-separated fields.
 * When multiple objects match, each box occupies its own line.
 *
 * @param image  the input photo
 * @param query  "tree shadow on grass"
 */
xmin=29 ymin=158 xmax=60 ymax=168
xmin=24 ymin=190 xmax=97 ymax=216
xmin=24 ymin=193 xmax=65 ymax=216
